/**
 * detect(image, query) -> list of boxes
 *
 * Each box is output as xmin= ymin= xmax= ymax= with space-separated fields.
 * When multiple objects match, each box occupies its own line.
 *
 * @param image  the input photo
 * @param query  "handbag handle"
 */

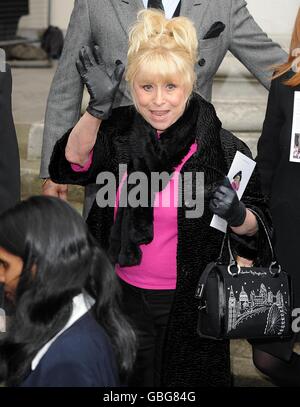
xmin=220 ymin=208 xmax=281 ymax=276
xmin=195 ymin=209 xmax=282 ymax=302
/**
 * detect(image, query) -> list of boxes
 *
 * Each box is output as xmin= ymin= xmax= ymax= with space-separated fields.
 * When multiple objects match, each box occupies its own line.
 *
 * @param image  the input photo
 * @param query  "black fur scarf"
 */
xmin=108 ymin=93 xmax=202 ymax=266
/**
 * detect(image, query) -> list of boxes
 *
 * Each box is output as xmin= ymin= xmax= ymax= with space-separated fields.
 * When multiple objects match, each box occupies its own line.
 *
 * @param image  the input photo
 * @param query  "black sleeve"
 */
xmin=256 ymin=77 xmax=284 ymax=197
xmin=224 ymin=135 xmax=273 ymax=266
xmin=0 ymin=64 xmax=20 ymax=214
xmin=48 ymin=125 xmax=118 ymax=186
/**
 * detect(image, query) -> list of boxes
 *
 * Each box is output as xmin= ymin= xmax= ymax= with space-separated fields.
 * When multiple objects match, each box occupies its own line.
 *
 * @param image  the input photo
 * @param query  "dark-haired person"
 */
xmin=0 ymin=63 xmax=20 ymax=215
xmin=0 ymin=196 xmax=136 ymax=387
xmin=231 ymin=171 xmax=242 ymax=191
xmin=254 ymin=7 xmax=300 ymax=387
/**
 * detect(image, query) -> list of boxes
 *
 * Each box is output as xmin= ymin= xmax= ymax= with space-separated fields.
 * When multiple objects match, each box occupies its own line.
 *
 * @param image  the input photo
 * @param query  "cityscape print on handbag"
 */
xmin=227 ymin=279 xmax=288 ymax=336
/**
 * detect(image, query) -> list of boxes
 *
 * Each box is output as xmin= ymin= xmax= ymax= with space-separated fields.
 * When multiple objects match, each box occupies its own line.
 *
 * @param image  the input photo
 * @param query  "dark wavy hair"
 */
xmin=0 ymin=196 xmax=136 ymax=386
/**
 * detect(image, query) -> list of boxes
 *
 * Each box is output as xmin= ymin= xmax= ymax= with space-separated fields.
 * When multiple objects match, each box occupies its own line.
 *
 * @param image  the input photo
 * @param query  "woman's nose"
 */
xmin=154 ymin=88 xmax=164 ymax=105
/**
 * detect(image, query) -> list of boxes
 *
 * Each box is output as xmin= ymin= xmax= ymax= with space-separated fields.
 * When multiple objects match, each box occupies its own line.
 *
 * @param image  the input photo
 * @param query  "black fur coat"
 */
xmin=49 ymin=95 xmax=271 ymax=387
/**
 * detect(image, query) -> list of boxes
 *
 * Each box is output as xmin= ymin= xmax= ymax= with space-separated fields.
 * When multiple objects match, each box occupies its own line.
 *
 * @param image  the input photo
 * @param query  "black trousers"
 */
xmin=118 ymin=278 xmax=175 ymax=387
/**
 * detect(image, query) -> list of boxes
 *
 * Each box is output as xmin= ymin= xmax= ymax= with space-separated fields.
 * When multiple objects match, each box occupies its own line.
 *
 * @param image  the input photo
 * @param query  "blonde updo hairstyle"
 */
xmin=126 ymin=9 xmax=198 ymax=97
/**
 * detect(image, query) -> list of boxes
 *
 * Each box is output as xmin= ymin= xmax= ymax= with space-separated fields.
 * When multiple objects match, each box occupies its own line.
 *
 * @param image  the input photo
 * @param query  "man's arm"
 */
xmin=40 ymin=0 xmax=93 ymax=180
xmin=229 ymin=0 xmax=287 ymax=89
xmin=0 ymin=63 xmax=20 ymax=214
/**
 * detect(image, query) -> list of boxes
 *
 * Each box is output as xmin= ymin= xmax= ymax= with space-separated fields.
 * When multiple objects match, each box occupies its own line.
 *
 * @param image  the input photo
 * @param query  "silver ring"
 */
xmin=227 ymin=264 xmax=241 ymax=276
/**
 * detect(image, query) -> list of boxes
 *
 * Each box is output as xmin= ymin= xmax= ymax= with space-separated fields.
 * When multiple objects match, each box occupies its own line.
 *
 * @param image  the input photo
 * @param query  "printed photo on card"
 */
xmin=290 ymin=92 xmax=300 ymax=162
xmin=210 ymin=151 xmax=256 ymax=233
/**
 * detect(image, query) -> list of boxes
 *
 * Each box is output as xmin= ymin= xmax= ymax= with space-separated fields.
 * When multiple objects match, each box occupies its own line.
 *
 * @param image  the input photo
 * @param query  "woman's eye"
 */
xmin=142 ymin=84 xmax=153 ymax=91
xmin=166 ymin=84 xmax=176 ymax=90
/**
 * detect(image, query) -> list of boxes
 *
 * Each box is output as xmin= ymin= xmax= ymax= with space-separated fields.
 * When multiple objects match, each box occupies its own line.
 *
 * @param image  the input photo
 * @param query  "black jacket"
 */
xmin=0 ymin=64 xmax=20 ymax=214
xmin=50 ymin=96 xmax=271 ymax=386
xmin=257 ymin=71 xmax=300 ymax=307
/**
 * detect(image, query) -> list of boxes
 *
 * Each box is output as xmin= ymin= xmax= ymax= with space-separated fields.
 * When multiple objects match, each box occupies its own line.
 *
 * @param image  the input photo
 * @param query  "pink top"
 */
xmin=70 ymin=141 xmax=198 ymax=290
xmin=115 ymin=142 xmax=198 ymax=289
xmin=231 ymin=180 xmax=240 ymax=191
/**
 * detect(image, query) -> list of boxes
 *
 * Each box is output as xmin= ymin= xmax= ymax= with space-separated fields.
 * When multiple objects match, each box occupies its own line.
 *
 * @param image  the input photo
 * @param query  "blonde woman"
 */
xmin=254 ymin=8 xmax=300 ymax=387
xmin=50 ymin=10 xmax=270 ymax=387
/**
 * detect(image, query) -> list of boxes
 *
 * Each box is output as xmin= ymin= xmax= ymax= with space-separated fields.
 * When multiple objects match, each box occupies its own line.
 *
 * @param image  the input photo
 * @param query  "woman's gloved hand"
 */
xmin=76 ymin=45 xmax=125 ymax=120
xmin=209 ymin=177 xmax=247 ymax=227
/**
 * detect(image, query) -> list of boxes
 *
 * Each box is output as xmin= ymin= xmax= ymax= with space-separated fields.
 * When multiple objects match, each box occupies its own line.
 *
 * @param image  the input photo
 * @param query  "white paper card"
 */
xmin=0 ymin=308 xmax=6 ymax=333
xmin=210 ymin=151 xmax=256 ymax=233
xmin=289 ymin=91 xmax=300 ymax=162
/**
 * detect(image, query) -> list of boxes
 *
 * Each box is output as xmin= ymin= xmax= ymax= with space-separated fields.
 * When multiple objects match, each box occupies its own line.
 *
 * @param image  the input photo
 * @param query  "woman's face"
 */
xmin=0 ymin=247 xmax=23 ymax=303
xmin=132 ymin=69 xmax=190 ymax=131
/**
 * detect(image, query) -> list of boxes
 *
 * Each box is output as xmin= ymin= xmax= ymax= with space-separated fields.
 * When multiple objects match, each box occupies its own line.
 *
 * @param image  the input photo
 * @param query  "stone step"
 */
xmin=212 ymin=75 xmax=268 ymax=102
xmin=212 ymin=54 xmax=269 ymax=133
xmin=231 ymin=356 xmax=275 ymax=387
xmin=15 ymin=123 xmax=31 ymax=160
xmin=16 ymin=122 xmax=44 ymax=160
xmin=230 ymin=339 xmax=274 ymax=387
xmin=213 ymin=101 xmax=266 ymax=134
xmin=234 ymin=132 xmax=260 ymax=157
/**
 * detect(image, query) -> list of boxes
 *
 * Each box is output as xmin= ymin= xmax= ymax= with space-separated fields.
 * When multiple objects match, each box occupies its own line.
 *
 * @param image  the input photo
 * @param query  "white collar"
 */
xmin=143 ymin=0 xmax=181 ymax=19
xmin=31 ymin=293 xmax=95 ymax=371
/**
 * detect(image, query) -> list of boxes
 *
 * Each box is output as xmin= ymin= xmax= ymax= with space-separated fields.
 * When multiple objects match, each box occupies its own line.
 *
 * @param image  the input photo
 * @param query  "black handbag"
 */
xmin=195 ymin=210 xmax=293 ymax=340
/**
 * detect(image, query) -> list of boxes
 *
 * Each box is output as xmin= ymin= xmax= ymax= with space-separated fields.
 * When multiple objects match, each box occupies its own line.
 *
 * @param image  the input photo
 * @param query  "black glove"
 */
xmin=209 ymin=177 xmax=247 ymax=227
xmin=76 ymin=45 xmax=125 ymax=120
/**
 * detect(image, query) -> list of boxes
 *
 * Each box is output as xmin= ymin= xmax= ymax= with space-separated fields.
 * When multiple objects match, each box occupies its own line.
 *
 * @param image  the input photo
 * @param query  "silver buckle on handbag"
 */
xmin=227 ymin=263 xmax=241 ymax=276
xmin=269 ymin=261 xmax=281 ymax=276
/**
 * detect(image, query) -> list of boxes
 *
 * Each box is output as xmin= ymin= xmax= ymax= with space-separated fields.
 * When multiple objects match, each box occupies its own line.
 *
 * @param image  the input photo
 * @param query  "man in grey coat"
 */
xmin=41 ymin=0 xmax=286 ymax=204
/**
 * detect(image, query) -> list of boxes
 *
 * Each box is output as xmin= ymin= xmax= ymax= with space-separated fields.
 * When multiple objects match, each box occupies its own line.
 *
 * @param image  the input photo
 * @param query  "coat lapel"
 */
xmin=180 ymin=0 xmax=209 ymax=29
xmin=111 ymin=0 xmax=144 ymax=36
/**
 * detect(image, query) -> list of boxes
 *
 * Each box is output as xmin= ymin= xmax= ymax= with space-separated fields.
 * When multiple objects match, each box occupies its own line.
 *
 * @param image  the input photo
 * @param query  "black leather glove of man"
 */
xmin=209 ymin=177 xmax=247 ymax=227
xmin=76 ymin=45 xmax=125 ymax=120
